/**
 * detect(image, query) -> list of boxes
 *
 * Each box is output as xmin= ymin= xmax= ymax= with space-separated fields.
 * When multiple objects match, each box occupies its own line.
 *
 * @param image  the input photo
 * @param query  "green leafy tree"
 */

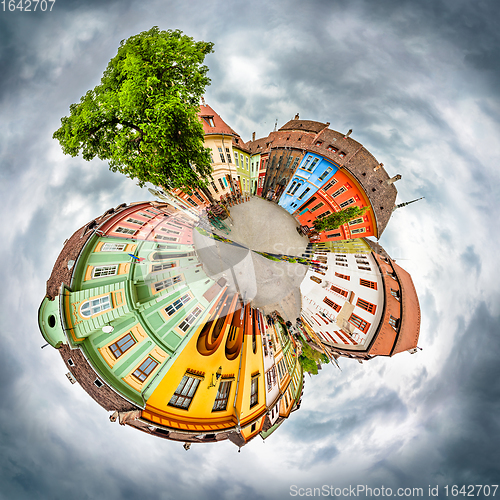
xmin=53 ymin=27 xmax=214 ymax=190
xmin=298 ymin=338 xmax=329 ymax=375
xmin=313 ymin=205 xmax=369 ymax=232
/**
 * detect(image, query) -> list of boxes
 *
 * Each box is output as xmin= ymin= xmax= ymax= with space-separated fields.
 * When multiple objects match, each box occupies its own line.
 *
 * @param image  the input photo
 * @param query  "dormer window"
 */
xmin=202 ymin=116 xmax=215 ymax=127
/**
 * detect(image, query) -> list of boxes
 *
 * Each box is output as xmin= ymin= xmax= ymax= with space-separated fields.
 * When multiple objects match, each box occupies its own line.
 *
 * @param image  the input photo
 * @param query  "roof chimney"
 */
xmin=294 ymin=113 xmax=299 ymax=120
xmin=387 ymin=174 xmax=402 ymax=185
xmin=343 ymin=129 xmax=353 ymax=139
xmin=201 ymin=96 xmax=206 ymax=106
xmin=252 ymin=132 xmax=256 ymax=142
xmin=374 ymin=163 xmax=383 ymax=172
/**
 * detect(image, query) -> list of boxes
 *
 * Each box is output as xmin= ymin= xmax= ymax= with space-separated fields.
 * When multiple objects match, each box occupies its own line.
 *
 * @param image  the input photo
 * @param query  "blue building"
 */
xmin=278 ymin=153 xmax=338 ymax=214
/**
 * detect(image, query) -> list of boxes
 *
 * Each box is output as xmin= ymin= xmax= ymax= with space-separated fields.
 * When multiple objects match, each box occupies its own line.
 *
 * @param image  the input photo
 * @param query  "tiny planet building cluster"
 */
xmin=39 ymin=105 xmax=421 ymax=446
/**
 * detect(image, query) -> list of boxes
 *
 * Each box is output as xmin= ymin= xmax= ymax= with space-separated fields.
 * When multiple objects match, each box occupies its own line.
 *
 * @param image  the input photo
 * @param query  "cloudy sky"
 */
xmin=1 ymin=0 xmax=500 ymax=498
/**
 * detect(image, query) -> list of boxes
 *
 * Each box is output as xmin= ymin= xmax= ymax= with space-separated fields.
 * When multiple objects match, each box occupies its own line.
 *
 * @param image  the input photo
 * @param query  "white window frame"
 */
xmin=178 ymin=307 xmax=202 ymax=333
xmin=101 ymin=243 xmax=127 ymax=252
xmin=80 ymin=295 xmax=111 ymax=318
xmin=92 ymin=265 xmax=118 ymax=278
xmin=115 ymin=226 xmax=136 ymax=235
xmin=126 ymin=217 xmax=144 ymax=225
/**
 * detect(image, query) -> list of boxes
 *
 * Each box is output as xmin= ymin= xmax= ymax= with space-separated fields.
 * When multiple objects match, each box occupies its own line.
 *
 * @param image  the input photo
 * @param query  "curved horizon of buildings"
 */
xmin=38 ymin=103 xmax=421 ymax=446
xmin=39 ymin=201 xmax=304 ymax=448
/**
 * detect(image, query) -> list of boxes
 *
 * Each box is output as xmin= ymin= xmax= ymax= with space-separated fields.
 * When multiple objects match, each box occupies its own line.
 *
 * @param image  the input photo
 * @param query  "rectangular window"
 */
xmin=360 ymin=279 xmax=377 ymax=290
xmin=339 ymin=198 xmax=355 ymax=208
xmin=101 ymin=243 xmax=127 ymax=252
xmin=92 ymin=265 xmax=118 ymax=278
xmin=322 ymin=178 xmax=338 ymax=192
xmin=218 ymin=178 xmax=225 ymax=191
xmin=235 ymin=154 xmax=239 ymax=166
xmin=318 ymin=167 xmax=333 ymax=182
xmin=348 ymin=218 xmax=364 ymax=226
xmin=218 ymin=147 xmax=226 ymax=163
xmin=155 ymin=235 xmax=178 ymax=241
xmin=126 ymin=217 xmax=143 ymax=225
xmin=110 ymin=333 xmax=136 ymax=358
xmin=306 ymin=158 xmax=319 ymax=172
xmin=115 ymin=226 xmax=136 ymax=235
xmin=291 ymin=157 xmax=299 ymax=170
xmin=145 ymin=209 xmax=159 ymax=215
xmin=310 ymin=202 xmax=324 ymax=212
xmin=132 ymin=356 xmax=159 ymax=382
xmin=152 ymin=262 xmax=176 ymax=272
xmin=160 ymin=228 xmax=180 ymax=234
xmin=212 ymin=380 xmax=232 ymax=411
xmin=335 ymin=272 xmax=350 ymax=281
xmin=245 ymin=157 xmax=249 ymax=170
xmin=297 ymin=187 xmax=310 ymax=200
xmin=138 ymin=212 xmax=153 ymax=219
xmin=310 ymin=275 xmax=322 ymax=284
xmin=339 ymin=151 xmax=346 ymax=158
xmin=391 ymin=289 xmax=400 ymax=301
xmin=187 ymin=197 xmax=197 ymax=207
xmin=194 ymin=192 xmax=205 ymax=204
xmin=316 ymin=210 xmax=332 ymax=219
xmin=327 ymin=145 xmax=338 ymax=153
xmin=168 ymin=375 xmax=200 ymax=409
xmin=356 ymin=298 xmax=377 ymax=314
xmin=389 ymin=316 xmax=399 ymax=329
xmin=323 ymin=297 xmax=341 ymax=312
xmin=226 ymin=148 xmax=232 ymax=163
xmin=349 ymin=313 xmax=370 ymax=333
xmin=331 ymin=285 xmax=348 ymax=297
xmin=250 ymin=377 xmax=259 ymax=408
xmin=178 ymin=307 xmax=202 ymax=332
xmin=154 ymin=275 xmax=182 ymax=292
xmin=351 ymin=228 xmax=366 ymax=234
xmin=331 ymin=186 xmax=347 ymax=198
xmin=165 ymin=293 xmax=191 ymax=316
xmin=211 ymin=181 xmax=219 ymax=193
xmin=327 ymin=232 xmax=341 ymax=239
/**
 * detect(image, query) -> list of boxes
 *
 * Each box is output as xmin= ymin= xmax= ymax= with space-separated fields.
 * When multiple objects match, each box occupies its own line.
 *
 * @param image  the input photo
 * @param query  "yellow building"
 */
xmin=198 ymin=101 xmax=242 ymax=201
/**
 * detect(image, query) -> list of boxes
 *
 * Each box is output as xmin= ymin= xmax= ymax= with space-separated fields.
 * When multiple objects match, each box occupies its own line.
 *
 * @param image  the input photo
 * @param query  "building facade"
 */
xmin=38 ymin=201 xmax=303 ymax=446
xmin=300 ymin=239 xmax=420 ymax=361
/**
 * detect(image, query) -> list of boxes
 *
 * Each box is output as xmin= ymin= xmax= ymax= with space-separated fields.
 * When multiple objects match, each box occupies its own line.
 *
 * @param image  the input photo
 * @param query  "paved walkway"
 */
xmin=193 ymin=198 xmax=308 ymax=322
xmin=215 ymin=197 xmax=308 ymax=257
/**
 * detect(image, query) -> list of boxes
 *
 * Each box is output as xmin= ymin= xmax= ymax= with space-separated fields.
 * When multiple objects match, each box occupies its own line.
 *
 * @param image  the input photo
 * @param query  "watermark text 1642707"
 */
xmin=1 ymin=0 xmax=55 ymax=11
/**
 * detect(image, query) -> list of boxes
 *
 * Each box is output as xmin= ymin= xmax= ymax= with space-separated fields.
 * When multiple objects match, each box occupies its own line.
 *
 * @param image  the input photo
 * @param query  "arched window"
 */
xmin=290 ymin=182 xmax=302 ymax=196
xmin=80 ymin=295 xmax=111 ymax=318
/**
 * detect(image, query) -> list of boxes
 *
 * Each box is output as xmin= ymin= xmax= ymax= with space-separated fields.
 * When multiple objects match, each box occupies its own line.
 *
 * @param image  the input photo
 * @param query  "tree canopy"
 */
xmin=298 ymin=339 xmax=330 ymax=375
xmin=53 ymin=27 xmax=214 ymax=190
xmin=313 ymin=205 xmax=369 ymax=232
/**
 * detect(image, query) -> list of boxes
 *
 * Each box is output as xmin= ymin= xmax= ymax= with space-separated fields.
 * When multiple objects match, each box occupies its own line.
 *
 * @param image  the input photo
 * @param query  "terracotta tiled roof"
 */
xmin=263 ymin=120 xmax=398 ymax=238
xmin=391 ymin=261 xmax=421 ymax=354
xmin=368 ymin=254 xmax=420 ymax=356
xmin=279 ymin=119 xmax=328 ymax=134
xmin=198 ymin=103 xmax=239 ymax=137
